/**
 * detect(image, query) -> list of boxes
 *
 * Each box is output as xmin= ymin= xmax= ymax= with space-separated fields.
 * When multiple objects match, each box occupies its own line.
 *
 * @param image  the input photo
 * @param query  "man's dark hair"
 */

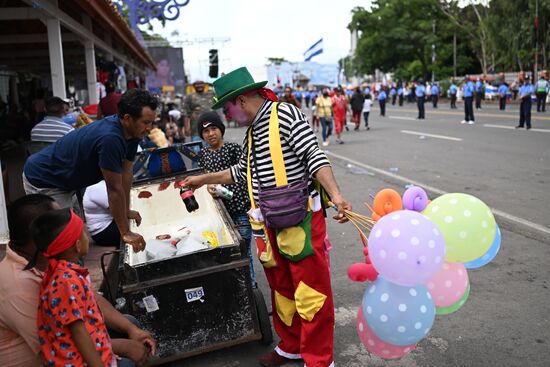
xmin=118 ymin=89 xmax=159 ymax=120
xmin=31 ymin=208 xmax=72 ymax=253
xmin=45 ymin=97 xmax=65 ymax=115
xmin=8 ymin=194 xmax=56 ymax=248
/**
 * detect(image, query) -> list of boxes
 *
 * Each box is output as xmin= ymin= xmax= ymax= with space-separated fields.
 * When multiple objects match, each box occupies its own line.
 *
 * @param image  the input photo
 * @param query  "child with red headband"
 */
xmin=31 ymin=208 xmax=115 ymax=367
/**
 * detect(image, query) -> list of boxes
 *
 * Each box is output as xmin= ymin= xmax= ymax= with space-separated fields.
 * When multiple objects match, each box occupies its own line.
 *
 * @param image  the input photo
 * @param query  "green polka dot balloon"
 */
xmin=424 ymin=193 xmax=497 ymax=263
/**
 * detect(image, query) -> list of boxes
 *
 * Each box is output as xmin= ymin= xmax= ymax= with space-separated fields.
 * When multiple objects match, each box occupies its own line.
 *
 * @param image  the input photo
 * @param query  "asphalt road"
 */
xmin=167 ymin=100 xmax=550 ymax=367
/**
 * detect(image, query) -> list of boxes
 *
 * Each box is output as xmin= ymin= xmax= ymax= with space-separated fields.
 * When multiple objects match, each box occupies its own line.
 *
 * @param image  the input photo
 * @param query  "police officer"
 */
xmin=431 ymin=83 xmax=440 ymax=108
xmin=535 ymin=75 xmax=548 ymax=112
xmin=461 ymin=76 xmax=475 ymax=124
xmin=449 ymin=81 xmax=458 ymax=109
xmin=390 ymin=85 xmax=397 ymax=105
xmin=498 ymin=82 xmax=509 ymax=111
xmin=475 ymin=77 xmax=483 ymax=109
xmin=397 ymin=84 xmax=404 ymax=106
xmin=415 ymin=79 xmax=426 ymax=119
xmin=378 ymin=87 xmax=387 ymax=116
xmin=516 ymin=76 xmax=534 ymax=130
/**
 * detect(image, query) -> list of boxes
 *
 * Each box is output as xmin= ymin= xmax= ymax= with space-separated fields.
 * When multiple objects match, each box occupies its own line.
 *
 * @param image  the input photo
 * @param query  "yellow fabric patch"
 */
xmin=274 ymin=291 xmax=296 ymax=327
xmin=276 ymin=226 xmax=306 ymax=256
xmin=259 ymin=240 xmax=277 ymax=268
xmin=294 ymin=281 xmax=327 ymax=322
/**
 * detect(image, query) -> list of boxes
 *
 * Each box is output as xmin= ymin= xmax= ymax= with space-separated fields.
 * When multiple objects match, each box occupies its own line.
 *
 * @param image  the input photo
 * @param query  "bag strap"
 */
xmin=268 ymin=103 xmax=288 ymax=187
xmin=246 ymin=102 xmax=289 ymax=209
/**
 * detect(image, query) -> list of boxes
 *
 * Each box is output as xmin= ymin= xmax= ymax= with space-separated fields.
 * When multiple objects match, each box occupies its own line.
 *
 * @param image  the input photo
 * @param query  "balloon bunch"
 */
xmin=346 ymin=186 xmax=500 ymax=360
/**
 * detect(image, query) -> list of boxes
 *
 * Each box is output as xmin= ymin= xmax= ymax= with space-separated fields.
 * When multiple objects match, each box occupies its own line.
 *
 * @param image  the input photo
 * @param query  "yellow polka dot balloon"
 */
xmin=424 ymin=193 xmax=496 ymax=263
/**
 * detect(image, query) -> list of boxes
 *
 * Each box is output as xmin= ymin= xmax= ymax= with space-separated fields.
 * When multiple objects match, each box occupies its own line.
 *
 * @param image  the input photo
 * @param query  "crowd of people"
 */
xmin=272 ymin=72 xmax=549 ymax=139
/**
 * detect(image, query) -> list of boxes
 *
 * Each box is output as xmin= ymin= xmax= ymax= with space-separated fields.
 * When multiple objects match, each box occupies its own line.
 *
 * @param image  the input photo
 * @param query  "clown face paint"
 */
xmin=224 ymin=101 xmax=249 ymax=126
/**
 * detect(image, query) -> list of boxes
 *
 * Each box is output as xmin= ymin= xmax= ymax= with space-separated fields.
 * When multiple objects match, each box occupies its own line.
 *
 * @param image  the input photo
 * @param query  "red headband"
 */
xmin=43 ymin=209 xmax=84 ymax=258
xmin=242 ymin=88 xmax=279 ymax=102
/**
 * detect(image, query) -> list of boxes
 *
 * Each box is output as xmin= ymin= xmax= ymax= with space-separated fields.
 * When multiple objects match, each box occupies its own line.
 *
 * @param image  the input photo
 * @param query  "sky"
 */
xmin=146 ymin=0 xmax=373 ymax=82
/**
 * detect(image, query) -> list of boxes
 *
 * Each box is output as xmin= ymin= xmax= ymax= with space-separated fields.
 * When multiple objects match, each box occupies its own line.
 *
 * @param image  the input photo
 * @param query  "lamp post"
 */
xmin=432 ymin=20 xmax=436 ymax=83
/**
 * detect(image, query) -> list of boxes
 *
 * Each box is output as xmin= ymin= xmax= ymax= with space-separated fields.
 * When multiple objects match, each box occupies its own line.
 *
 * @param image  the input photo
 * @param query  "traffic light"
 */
xmin=209 ymin=49 xmax=218 ymax=78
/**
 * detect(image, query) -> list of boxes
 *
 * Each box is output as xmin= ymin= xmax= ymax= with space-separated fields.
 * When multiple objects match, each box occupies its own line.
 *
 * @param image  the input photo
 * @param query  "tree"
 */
xmin=439 ymin=0 xmax=493 ymax=74
xmin=350 ymin=0 xmax=478 ymax=81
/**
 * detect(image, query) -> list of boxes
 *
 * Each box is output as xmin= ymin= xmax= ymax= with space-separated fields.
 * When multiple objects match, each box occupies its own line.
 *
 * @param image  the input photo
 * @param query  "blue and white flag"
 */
xmin=304 ymin=38 xmax=323 ymax=61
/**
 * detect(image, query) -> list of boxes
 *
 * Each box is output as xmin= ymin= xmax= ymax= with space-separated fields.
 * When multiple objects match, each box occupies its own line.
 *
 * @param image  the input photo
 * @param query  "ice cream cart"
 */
xmin=101 ymin=169 xmax=272 ymax=365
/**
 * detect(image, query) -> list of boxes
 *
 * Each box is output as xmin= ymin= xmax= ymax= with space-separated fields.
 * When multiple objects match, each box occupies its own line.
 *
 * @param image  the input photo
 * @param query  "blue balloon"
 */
xmin=464 ymin=225 xmax=501 ymax=269
xmin=363 ymin=277 xmax=435 ymax=346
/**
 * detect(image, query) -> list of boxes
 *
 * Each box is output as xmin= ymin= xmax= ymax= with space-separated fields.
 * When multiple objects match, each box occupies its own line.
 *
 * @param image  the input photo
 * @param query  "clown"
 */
xmin=183 ymin=67 xmax=351 ymax=367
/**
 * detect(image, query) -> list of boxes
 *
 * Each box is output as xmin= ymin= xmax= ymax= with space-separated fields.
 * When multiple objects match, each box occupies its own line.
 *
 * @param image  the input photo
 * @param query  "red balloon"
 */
xmin=347 ymin=263 xmax=378 ymax=282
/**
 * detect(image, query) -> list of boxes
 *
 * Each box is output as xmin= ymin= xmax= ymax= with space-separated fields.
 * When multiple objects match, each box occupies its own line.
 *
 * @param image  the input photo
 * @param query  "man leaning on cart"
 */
xmin=22 ymin=89 xmax=159 ymax=252
xmin=183 ymin=67 xmax=351 ymax=367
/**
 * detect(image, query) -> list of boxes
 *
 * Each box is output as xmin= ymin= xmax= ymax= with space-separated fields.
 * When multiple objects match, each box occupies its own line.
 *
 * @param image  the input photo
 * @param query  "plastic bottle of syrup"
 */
xmin=180 ymin=187 xmax=199 ymax=212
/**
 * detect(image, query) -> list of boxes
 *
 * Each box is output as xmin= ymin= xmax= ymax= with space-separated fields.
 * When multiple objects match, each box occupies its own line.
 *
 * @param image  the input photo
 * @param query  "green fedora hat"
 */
xmin=212 ymin=67 xmax=267 ymax=109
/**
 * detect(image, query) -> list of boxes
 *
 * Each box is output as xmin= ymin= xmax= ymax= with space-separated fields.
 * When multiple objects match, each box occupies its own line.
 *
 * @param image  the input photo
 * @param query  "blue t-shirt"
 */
xmin=475 ymin=80 xmax=483 ymax=92
xmin=449 ymin=84 xmax=458 ymax=94
xmin=520 ymin=84 xmax=534 ymax=98
xmin=24 ymin=115 xmax=138 ymax=191
xmin=431 ymin=86 xmax=439 ymax=95
xmin=416 ymin=85 xmax=426 ymax=97
xmin=464 ymin=81 xmax=474 ymax=97
xmin=390 ymin=88 xmax=397 ymax=96
xmin=498 ymin=84 xmax=509 ymax=94
xmin=378 ymin=91 xmax=387 ymax=101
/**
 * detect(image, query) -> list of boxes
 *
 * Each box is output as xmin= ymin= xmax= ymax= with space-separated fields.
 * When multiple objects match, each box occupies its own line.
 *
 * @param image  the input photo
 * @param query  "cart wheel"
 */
xmin=253 ymin=287 xmax=273 ymax=345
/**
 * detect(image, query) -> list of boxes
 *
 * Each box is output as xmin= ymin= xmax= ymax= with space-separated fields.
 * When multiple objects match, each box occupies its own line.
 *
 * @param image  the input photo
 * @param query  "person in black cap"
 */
xmin=196 ymin=111 xmax=256 ymax=287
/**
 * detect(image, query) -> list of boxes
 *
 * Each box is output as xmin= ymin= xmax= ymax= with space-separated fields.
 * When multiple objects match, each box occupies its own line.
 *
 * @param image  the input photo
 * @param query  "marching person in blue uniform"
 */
xmin=461 ymin=77 xmax=475 ymax=124
xmin=397 ymin=84 xmax=404 ymax=106
xmin=415 ymin=79 xmax=426 ymax=119
xmin=390 ymin=86 xmax=397 ymax=105
xmin=431 ymin=83 xmax=440 ymax=108
xmin=449 ymin=81 xmax=458 ymax=109
xmin=535 ymin=75 xmax=548 ymax=113
xmin=378 ymin=88 xmax=387 ymax=116
xmin=498 ymin=82 xmax=509 ymax=110
xmin=475 ymin=78 xmax=483 ymax=109
xmin=516 ymin=76 xmax=534 ymax=130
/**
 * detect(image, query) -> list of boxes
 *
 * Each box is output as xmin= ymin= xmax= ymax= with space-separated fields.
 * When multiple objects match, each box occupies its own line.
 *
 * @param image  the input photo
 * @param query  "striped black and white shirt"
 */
xmin=31 ymin=116 xmax=73 ymax=143
xmin=230 ymin=100 xmax=330 ymax=203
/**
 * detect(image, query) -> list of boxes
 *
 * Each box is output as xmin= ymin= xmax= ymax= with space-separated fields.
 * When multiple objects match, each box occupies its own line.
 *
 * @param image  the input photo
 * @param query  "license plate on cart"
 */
xmin=185 ymin=287 xmax=205 ymax=303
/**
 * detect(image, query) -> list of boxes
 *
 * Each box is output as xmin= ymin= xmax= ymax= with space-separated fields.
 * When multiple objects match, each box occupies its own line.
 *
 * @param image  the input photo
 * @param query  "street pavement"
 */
xmin=165 ymin=100 xmax=550 ymax=367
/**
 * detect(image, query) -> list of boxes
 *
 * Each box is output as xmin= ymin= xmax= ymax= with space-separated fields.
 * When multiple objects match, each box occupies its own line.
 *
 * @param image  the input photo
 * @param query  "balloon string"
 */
xmin=328 ymin=202 xmax=374 ymax=248
xmin=363 ymin=201 xmax=376 ymax=215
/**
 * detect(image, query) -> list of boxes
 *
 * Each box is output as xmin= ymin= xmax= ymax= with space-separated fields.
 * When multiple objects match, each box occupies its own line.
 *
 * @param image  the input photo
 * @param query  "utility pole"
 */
xmin=432 ymin=20 xmax=436 ymax=83
xmin=535 ymin=0 xmax=539 ymax=81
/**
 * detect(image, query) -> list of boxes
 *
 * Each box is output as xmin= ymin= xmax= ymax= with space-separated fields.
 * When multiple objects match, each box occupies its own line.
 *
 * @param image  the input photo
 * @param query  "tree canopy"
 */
xmin=349 ymin=0 xmax=548 ymax=81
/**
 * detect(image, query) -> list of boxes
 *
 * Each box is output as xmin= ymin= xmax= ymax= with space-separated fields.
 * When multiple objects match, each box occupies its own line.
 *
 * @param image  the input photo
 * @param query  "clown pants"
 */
xmin=263 ymin=210 xmax=334 ymax=367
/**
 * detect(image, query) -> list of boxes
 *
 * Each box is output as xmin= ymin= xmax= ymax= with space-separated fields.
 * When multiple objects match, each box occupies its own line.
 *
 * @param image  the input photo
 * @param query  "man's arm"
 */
xmin=314 ymin=166 xmax=351 ymax=223
xmin=102 ymin=167 xmax=145 ymax=252
xmin=183 ymin=169 xmax=234 ymax=191
xmin=122 ymin=160 xmax=141 ymax=226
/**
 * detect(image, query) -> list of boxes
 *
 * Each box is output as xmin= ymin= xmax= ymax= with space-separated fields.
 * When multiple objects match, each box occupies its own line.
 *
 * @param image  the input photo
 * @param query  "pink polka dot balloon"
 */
xmin=356 ymin=304 xmax=416 ymax=359
xmin=368 ymin=210 xmax=446 ymax=286
xmin=425 ymin=262 xmax=469 ymax=308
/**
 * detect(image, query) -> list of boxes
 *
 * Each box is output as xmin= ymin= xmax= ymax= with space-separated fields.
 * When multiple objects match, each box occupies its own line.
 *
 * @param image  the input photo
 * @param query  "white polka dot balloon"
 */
xmin=425 ymin=262 xmax=469 ymax=308
xmin=356 ymin=303 xmax=416 ymax=359
xmin=363 ymin=277 xmax=436 ymax=346
xmin=424 ymin=193 xmax=497 ymax=263
xmin=368 ymin=210 xmax=446 ymax=286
